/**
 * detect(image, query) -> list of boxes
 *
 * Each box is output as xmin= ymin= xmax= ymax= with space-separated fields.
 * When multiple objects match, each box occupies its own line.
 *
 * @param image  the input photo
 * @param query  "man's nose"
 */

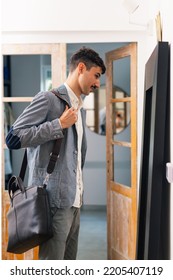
xmin=95 ymin=80 xmax=100 ymax=88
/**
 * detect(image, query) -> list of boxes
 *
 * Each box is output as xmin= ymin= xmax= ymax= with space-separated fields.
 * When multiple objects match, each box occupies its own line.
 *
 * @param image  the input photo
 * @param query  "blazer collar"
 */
xmin=52 ymin=84 xmax=71 ymax=106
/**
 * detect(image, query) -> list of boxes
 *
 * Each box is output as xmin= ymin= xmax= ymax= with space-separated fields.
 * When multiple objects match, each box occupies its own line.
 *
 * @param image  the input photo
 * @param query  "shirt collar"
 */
xmin=64 ymin=82 xmax=83 ymax=110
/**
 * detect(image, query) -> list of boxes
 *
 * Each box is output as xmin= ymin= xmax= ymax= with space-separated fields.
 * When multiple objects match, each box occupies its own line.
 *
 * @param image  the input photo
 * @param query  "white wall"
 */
xmin=1 ymin=0 xmax=147 ymax=32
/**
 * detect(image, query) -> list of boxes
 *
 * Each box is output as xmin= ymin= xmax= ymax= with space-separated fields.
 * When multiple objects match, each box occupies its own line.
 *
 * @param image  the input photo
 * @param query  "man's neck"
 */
xmin=65 ymin=74 xmax=81 ymax=98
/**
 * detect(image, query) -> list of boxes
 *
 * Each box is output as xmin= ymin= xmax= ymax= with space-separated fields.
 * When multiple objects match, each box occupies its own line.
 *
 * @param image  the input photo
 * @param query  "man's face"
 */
xmin=78 ymin=65 xmax=102 ymax=96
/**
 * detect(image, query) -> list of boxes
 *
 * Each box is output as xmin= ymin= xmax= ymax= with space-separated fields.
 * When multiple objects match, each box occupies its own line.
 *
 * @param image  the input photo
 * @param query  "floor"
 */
xmin=77 ymin=206 xmax=107 ymax=260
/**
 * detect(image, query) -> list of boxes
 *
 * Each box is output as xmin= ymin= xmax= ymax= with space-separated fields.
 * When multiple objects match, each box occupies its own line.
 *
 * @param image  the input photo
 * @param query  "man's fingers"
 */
xmin=64 ymin=105 xmax=69 ymax=111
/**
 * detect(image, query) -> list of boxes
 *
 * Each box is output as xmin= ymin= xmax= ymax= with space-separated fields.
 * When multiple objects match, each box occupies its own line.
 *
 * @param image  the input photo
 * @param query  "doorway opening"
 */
xmin=67 ymin=42 xmax=130 ymax=259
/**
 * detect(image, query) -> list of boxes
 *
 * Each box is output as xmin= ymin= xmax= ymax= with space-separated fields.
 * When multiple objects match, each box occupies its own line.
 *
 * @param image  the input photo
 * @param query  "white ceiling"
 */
xmin=1 ymin=0 xmax=159 ymax=32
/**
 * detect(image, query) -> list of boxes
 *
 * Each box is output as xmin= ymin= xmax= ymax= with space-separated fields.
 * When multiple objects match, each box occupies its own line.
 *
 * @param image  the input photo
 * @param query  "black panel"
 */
xmin=137 ymin=42 xmax=170 ymax=260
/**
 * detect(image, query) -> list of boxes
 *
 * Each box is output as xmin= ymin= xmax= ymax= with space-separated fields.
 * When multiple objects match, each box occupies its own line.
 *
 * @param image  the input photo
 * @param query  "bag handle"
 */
xmin=8 ymin=175 xmax=24 ymax=202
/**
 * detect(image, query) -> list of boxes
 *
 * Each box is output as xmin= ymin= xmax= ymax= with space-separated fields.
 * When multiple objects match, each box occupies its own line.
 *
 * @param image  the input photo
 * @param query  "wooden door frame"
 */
xmin=106 ymin=43 xmax=137 ymax=259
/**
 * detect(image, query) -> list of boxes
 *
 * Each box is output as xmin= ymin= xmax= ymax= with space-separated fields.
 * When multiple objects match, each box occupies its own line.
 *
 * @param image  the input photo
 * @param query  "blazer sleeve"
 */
xmin=6 ymin=91 xmax=64 ymax=149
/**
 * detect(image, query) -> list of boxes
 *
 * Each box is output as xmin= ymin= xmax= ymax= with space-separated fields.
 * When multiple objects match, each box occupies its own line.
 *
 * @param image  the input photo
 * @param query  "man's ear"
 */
xmin=78 ymin=62 xmax=86 ymax=73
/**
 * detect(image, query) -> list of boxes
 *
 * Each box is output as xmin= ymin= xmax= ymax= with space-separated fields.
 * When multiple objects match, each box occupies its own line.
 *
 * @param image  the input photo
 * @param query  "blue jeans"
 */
xmin=39 ymin=207 xmax=80 ymax=260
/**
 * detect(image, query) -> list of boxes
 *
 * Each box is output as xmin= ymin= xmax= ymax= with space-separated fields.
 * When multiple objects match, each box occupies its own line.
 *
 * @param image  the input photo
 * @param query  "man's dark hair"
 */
xmin=69 ymin=47 xmax=106 ymax=74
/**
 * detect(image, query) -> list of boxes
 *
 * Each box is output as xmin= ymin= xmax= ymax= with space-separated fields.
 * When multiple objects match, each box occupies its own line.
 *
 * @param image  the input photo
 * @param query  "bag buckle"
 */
xmin=43 ymin=173 xmax=50 ymax=188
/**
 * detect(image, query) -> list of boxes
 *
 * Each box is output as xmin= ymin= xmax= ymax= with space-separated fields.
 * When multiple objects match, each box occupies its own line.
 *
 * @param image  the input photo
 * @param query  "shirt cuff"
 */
xmin=58 ymin=118 xmax=62 ymax=129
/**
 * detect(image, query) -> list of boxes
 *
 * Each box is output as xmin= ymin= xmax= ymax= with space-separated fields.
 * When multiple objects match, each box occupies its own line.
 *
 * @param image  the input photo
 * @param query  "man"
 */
xmin=6 ymin=47 xmax=106 ymax=260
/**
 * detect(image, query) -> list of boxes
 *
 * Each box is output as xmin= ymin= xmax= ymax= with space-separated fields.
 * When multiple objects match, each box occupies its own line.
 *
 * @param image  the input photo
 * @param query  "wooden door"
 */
xmin=106 ymin=43 xmax=137 ymax=259
xmin=1 ymin=43 xmax=66 ymax=260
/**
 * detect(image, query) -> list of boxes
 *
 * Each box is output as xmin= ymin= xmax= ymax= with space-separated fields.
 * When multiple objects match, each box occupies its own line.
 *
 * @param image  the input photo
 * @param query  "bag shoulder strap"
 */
xmin=19 ymin=150 xmax=27 ymax=181
xmin=20 ymin=136 xmax=62 ymax=181
xmin=46 ymin=137 xmax=62 ymax=174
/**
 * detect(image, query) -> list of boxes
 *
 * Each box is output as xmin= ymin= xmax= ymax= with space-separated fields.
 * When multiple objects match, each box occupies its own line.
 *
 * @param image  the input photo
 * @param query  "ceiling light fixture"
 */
xmin=122 ymin=0 xmax=140 ymax=14
xmin=122 ymin=0 xmax=153 ymax=35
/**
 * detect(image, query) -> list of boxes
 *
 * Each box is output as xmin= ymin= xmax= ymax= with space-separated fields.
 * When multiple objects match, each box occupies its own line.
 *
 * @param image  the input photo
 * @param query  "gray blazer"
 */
xmin=6 ymin=85 xmax=87 ymax=208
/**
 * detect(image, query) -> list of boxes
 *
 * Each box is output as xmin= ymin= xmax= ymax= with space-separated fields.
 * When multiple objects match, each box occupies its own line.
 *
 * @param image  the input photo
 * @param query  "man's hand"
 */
xmin=59 ymin=105 xmax=78 ymax=129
